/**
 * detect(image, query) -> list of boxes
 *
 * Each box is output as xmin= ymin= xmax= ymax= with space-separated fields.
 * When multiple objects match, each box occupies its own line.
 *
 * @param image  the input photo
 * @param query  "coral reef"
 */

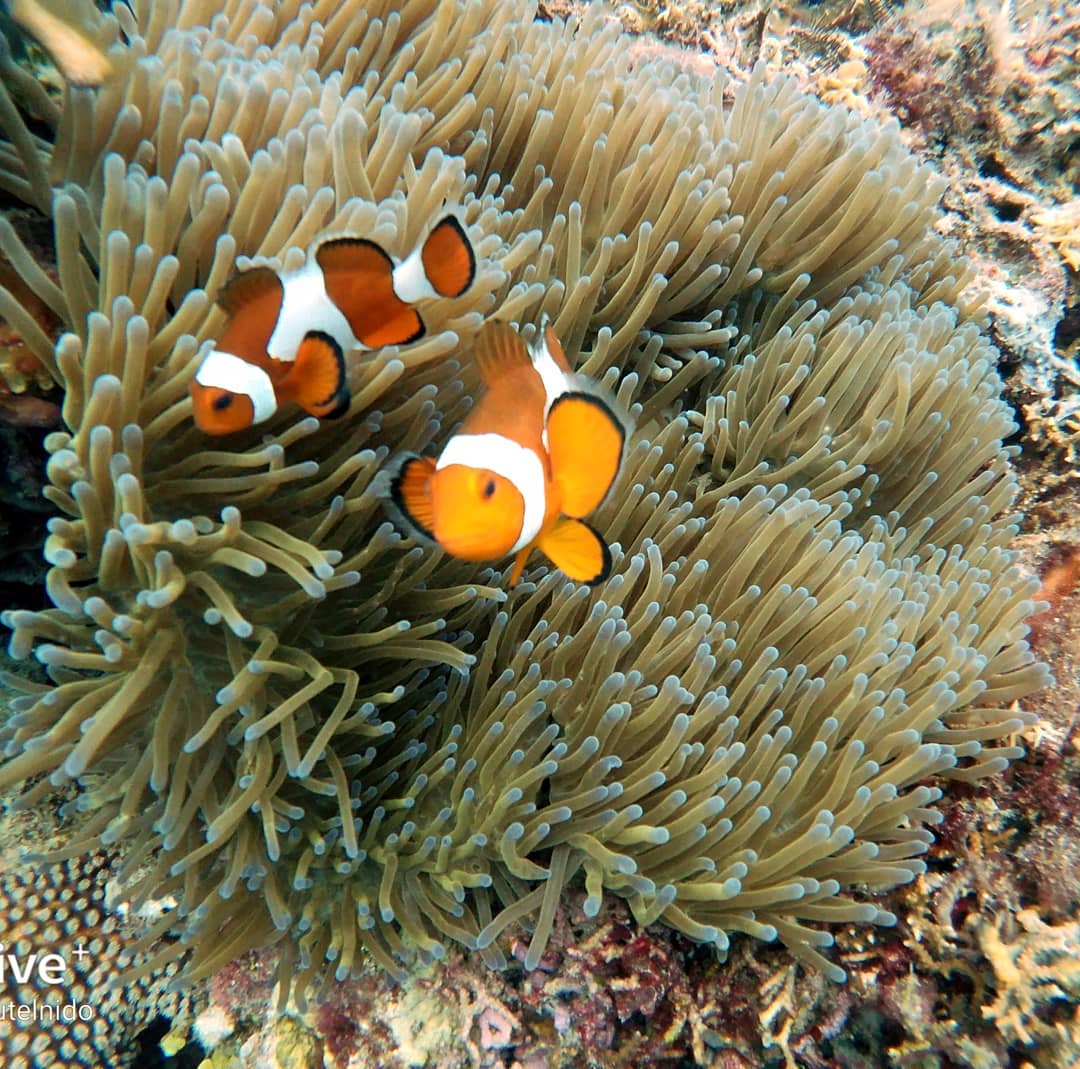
xmin=0 ymin=830 xmax=201 ymax=1067
xmin=0 ymin=207 xmax=62 ymax=399
xmin=0 ymin=0 xmax=1051 ymax=1040
xmin=978 ymin=909 xmax=1080 ymax=1050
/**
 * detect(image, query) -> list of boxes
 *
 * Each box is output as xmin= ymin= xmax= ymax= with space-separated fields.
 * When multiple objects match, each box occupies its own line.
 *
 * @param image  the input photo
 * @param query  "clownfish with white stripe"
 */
xmin=375 ymin=320 xmax=631 ymax=587
xmin=190 ymin=215 xmax=475 ymax=435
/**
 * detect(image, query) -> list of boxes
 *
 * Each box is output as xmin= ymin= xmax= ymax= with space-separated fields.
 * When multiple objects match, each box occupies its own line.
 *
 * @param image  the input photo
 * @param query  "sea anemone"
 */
xmin=0 ymin=0 xmax=1048 ymax=999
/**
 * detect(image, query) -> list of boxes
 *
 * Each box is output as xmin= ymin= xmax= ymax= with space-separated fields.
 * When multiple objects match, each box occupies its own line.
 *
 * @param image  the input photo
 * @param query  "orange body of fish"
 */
xmin=189 ymin=215 xmax=475 ymax=434
xmin=376 ymin=321 xmax=631 ymax=587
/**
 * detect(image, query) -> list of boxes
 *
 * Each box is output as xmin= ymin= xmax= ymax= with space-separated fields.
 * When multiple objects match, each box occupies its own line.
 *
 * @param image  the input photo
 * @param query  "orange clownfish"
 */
xmin=375 ymin=320 xmax=631 ymax=587
xmin=190 ymin=215 xmax=475 ymax=435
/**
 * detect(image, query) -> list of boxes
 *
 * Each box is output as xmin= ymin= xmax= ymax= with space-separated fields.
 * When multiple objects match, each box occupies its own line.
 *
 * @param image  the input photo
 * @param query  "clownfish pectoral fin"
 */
xmin=507 ymin=546 xmax=533 ymax=587
xmin=316 ymin=238 xmax=425 ymax=349
xmin=472 ymin=320 xmax=532 ymax=389
xmin=536 ymin=517 xmax=611 ymax=586
xmin=420 ymin=216 xmax=475 ymax=299
xmin=284 ymin=331 xmax=349 ymax=419
xmin=373 ymin=453 xmax=439 ymax=546
xmin=546 ymin=391 xmax=627 ymax=518
xmin=217 ymin=265 xmax=284 ymax=318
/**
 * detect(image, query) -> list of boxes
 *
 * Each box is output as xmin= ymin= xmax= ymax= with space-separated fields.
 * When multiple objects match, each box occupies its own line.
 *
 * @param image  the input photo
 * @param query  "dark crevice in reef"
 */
xmin=1054 ymin=301 xmax=1080 ymax=354
xmin=128 ymin=1016 xmax=206 ymax=1069
xmin=0 ymin=420 xmax=52 ymax=613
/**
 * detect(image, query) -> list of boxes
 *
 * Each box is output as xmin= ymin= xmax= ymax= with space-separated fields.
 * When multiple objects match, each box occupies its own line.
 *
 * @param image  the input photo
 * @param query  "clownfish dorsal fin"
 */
xmin=472 ymin=320 xmax=532 ymax=389
xmin=316 ymin=237 xmax=425 ymax=349
xmin=217 ymin=265 xmax=283 ymax=318
xmin=540 ymin=321 xmax=573 ymax=373
xmin=536 ymin=517 xmax=611 ymax=585
xmin=546 ymin=391 xmax=627 ymax=518
xmin=373 ymin=454 xmax=439 ymax=546
xmin=420 ymin=215 xmax=476 ymax=299
xmin=284 ymin=330 xmax=350 ymax=420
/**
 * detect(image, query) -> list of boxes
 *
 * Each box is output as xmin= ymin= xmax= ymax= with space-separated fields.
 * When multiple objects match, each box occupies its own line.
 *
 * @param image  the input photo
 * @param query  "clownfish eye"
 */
xmin=212 ymin=392 xmax=234 ymax=411
xmin=482 ymin=478 xmax=496 ymax=499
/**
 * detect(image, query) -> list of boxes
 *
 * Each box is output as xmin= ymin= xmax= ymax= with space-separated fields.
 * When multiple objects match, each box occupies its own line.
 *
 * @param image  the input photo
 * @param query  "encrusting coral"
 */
xmin=0 ymin=849 xmax=197 ymax=1067
xmin=0 ymin=0 xmax=1050 ymax=1005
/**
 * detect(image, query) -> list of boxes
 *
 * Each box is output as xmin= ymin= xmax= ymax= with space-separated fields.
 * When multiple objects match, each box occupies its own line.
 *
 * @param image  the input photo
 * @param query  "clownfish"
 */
xmin=190 ymin=215 xmax=475 ymax=435
xmin=375 ymin=320 xmax=630 ymax=587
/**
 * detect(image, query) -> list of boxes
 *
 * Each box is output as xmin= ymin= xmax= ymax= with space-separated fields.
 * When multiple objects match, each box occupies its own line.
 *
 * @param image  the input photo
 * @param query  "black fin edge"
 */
xmin=322 ymin=390 xmax=351 ymax=420
xmin=358 ymin=310 xmax=425 ymax=350
xmin=304 ymin=329 xmax=351 ymax=418
xmin=316 ymin=235 xmax=396 ymax=271
xmin=400 ymin=313 xmax=426 ymax=347
xmin=582 ymin=520 xmax=612 ymax=586
xmin=390 ymin=457 xmax=437 ymax=544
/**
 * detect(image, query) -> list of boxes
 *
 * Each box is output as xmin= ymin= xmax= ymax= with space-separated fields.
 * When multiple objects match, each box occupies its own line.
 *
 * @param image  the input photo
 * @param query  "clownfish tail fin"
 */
xmin=421 ymin=215 xmax=476 ymax=298
xmin=537 ymin=517 xmax=611 ymax=586
xmin=393 ymin=214 xmax=476 ymax=303
xmin=372 ymin=454 xmax=439 ymax=546
xmin=287 ymin=330 xmax=350 ymax=420
xmin=546 ymin=390 xmax=629 ymax=518
xmin=473 ymin=320 xmax=532 ymax=388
